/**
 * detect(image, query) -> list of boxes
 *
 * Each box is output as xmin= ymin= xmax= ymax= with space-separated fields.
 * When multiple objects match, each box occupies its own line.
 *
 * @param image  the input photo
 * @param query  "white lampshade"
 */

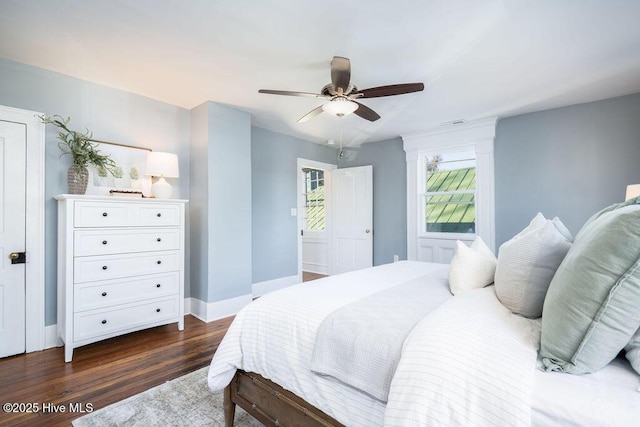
xmin=626 ymin=184 xmax=640 ymax=201
xmin=322 ymin=99 xmax=359 ymax=117
xmin=145 ymin=152 xmax=179 ymax=199
xmin=145 ymin=152 xmax=179 ymax=178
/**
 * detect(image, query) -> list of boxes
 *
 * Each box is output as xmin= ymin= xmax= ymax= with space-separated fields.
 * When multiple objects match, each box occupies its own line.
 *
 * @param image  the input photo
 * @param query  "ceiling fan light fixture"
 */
xmin=322 ymin=99 xmax=359 ymax=117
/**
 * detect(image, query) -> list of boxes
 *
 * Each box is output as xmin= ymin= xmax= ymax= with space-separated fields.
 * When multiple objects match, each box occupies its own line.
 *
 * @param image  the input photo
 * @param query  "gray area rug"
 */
xmin=73 ymin=367 xmax=261 ymax=426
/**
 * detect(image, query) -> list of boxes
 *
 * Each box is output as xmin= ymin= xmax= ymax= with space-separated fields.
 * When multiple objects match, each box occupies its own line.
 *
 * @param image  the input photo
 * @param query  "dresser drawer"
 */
xmin=74 ymin=251 xmax=180 ymax=283
xmin=136 ymin=204 xmax=181 ymax=226
xmin=75 ymin=202 xmax=131 ymax=227
xmin=74 ymin=296 xmax=179 ymax=342
xmin=74 ymin=272 xmax=180 ymax=312
xmin=74 ymin=201 xmax=181 ymax=228
xmin=74 ymin=228 xmax=180 ymax=256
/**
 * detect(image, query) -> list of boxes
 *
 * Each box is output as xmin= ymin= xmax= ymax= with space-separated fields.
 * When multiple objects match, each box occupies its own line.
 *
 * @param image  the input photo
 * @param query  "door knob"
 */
xmin=9 ymin=252 xmax=26 ymax=264
xmin=365 ymin=229 xmax=371 ymax=234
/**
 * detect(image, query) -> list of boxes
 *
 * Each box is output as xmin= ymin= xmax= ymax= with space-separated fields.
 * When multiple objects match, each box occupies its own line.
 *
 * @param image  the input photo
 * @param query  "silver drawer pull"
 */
xmin=101 ymin=319 xmax=107 ymax=324
xmin=101 ymin=292 xmax=107 ymax=297
xmin=157 ymin=260 xmax=162 ymax=265
xmin=102 ymin=240 xmax=108 ymax=245
xmin=156 ymin=284 xmax=161 ymax=288
xmin=102 ymin=265 xmax=108 ymax=270
xmin=156 ymin=238 xmax=162 ymax=242
xmin=156 ymin=308 xmax=161 ymax=313
xmin=102 ymin=212 xmax=108 ymax=217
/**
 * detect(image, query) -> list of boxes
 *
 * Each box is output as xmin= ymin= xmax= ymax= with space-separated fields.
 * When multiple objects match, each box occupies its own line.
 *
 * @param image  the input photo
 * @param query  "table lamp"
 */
xmin=145 ymin=151 xmax=179 ymax=198
xmin=626 ymin=184 xmax=640 ymax=201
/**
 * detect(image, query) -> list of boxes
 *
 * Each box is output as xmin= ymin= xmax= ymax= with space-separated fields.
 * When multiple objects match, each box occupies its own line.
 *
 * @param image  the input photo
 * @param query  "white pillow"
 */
xmin=495 ymin=213 xmax=573 ymax=318
xmin=448 ymin=236 xmax=497 ymax=295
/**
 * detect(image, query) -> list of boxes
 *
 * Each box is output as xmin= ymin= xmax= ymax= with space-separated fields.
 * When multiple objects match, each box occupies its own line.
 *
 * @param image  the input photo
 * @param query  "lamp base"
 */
xmin=151 ymin=176 xmax=173 ymax=199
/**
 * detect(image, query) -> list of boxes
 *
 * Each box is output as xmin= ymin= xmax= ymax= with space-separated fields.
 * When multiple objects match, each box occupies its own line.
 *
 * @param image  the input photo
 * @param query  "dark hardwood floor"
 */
xmin=0 ymin=315 xmax=233 ymax=427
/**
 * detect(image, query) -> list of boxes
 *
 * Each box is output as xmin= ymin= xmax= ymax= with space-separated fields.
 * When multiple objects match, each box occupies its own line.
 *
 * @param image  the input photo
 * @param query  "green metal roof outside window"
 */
xmin=426 ymin=167 xmax=476 ymax=233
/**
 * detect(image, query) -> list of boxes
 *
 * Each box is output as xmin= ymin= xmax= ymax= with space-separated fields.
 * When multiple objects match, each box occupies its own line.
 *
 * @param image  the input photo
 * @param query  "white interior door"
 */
xmin=0 ymin=120 xmax=27 ymax=358
xmin=297 ymin=158 xmax=337 ymax=280
xmin=332 ymin=165 xmax=373 ymax=275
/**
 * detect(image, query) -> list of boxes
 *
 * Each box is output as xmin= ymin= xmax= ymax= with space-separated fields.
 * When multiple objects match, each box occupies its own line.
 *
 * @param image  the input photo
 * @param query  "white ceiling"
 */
xmin=2 ymin=0 xmax=640 ymax=146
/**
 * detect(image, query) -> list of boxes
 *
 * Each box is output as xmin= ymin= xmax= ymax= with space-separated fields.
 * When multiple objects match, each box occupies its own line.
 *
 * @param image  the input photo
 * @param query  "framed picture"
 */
xmin=85 ymin=140 xmax=153 ymax=197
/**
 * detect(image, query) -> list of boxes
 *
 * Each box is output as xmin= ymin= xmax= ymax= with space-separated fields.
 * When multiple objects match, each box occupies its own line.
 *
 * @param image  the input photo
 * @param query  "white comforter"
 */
xmin=385 ymin=286 xmax=539 ymax=426
xmin=208 ymin=261 xmax=540 ymax=426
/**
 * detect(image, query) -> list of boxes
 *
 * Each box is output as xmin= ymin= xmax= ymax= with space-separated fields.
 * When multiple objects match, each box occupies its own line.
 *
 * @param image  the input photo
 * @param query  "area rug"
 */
xmin=73 ymin=367 xmax=261 ymax=426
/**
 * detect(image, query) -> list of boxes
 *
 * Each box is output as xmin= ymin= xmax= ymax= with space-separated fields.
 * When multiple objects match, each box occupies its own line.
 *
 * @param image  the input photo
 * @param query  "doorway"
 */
xmin=0 ymin=105 xmax=45 ymax=358
xmin=296 ymin=160 xmax=374 ymax=281
xmin=297 ymin=159 xmax=336 ymax=282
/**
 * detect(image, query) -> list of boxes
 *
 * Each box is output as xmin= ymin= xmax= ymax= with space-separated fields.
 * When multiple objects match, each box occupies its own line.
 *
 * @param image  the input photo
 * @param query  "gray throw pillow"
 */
xmin=494 ymin=214 xmax=572 ymax=318
xmin=625 ymin=327 xmax=640 ymax=375
xmin=540 ymin=200 xmax=640 ymax=374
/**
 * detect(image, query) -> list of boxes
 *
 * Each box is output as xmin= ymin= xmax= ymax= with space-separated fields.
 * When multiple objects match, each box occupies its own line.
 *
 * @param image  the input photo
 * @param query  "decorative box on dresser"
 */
xmin=55 ymin=194 xmax=188 ymax=362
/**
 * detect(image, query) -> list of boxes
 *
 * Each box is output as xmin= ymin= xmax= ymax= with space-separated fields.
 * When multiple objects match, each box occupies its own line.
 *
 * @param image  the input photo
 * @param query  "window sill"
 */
xmin=418 ymin=232 xmax=476 ymax=241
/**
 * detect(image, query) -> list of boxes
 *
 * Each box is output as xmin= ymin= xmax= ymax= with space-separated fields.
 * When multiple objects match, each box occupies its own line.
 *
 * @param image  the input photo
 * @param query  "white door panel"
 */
xmin=0 ymin=120 xmax=27 ymax=358
xmin=332 ymin=165 xmax=373 ymax=274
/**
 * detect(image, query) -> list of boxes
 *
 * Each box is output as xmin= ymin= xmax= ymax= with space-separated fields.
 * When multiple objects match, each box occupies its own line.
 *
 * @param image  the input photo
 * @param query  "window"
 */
xmin=423 ymin=150 xmax=476 ymax=234
xmin=403 ymin=117 xmax=496 ymax=262
xmin=302 ymin=168 xmax=325 ymax=231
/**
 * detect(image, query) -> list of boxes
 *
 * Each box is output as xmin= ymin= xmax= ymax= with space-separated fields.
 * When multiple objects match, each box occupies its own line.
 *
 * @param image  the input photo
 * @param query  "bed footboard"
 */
xmin=224 ymin=370 xmax=343 ymax=427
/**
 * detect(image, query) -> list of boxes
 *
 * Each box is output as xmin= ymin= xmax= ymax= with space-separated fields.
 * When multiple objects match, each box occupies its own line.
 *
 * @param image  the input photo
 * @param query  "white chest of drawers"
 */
xmin=55 ymin=194 xmax=187 ymax=362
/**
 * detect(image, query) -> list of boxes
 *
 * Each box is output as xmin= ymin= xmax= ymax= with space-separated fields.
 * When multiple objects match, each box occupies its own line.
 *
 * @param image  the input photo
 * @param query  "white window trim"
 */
xmin=403 ymin=117 xmax=497 ymax=260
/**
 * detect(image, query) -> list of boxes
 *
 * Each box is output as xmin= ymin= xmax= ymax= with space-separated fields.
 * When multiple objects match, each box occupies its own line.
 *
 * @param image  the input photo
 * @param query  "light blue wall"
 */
xmin=207 ymin=103 xmax=252 ymax=301
xmin=0 ymin=58 xmax=191 ymax=325
xmin=189 ymin=103 xmax=209 ymax=301
xmin=251 ymin=127 xmax=337 ymax=283
xmin=338 ymin=138 xmax=407 ymax=265
xmin=190 ymin=102 xmax=252 ymax=302
xmin=495 ymin=92 xmax=640 ymax=248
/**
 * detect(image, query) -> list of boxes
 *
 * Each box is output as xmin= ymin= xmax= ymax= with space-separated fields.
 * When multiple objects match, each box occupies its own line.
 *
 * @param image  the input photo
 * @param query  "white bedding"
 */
xmin=209 ymin=261 xmax=447 ymax=426
xmin=384 ymin=286 xmax=539 ymax=427
xmin=208 ymin=261 xmax=640 ymax=426
xmin=532 ymin=356 xmax=640 ymax=426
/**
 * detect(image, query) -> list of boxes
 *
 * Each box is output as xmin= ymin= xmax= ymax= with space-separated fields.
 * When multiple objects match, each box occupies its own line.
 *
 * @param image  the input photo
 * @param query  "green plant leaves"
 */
xmin=39 ymin=114 xmax=118 ymax=175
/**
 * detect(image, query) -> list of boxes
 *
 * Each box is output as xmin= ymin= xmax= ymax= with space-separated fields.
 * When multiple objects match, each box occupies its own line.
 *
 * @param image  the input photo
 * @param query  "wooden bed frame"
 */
xmin=224 ymin=369 xmax=344 ymax=427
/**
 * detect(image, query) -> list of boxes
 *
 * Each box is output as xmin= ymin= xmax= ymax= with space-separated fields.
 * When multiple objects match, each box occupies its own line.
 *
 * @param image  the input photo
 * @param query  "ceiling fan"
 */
xmin=259 ymin=56 xmax=424 ymax=123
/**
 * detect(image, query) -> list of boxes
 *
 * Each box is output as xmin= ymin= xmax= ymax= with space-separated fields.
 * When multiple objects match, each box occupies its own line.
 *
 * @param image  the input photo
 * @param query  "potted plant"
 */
xmin=39 ymin=115 xmax=118 ymax=194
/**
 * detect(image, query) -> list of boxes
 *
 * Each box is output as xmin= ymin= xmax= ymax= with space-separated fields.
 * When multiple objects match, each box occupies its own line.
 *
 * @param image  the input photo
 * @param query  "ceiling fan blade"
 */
xmin=354 ymin=83 xmax=424 ymax=98
xmin=297 ymin=105 xmax=324 ymax=123
xmin=331 ymin=56 xmax=351 ymax=94
xmin=259 ymin=89 xmax=328 ymax=99
xmin=353 ymin=102 xmax=380 ymax=122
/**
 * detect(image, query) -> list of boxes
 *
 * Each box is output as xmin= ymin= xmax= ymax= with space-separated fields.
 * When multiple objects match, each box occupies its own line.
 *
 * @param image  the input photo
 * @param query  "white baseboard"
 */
xmin=187 ymin=294 xmax=253 ymax=323
xmin=251 ymin=274 xmax=299 ymax=298
xmin=44 ymin=324 xmax=63 ymax=349
xmin=302 ymin=264 xmax=328 ymax=275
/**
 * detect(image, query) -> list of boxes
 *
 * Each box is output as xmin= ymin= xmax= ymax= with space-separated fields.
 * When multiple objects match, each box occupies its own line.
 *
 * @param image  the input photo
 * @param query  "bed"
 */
xmin=207 ymin=260 xmax=640 ymax=426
